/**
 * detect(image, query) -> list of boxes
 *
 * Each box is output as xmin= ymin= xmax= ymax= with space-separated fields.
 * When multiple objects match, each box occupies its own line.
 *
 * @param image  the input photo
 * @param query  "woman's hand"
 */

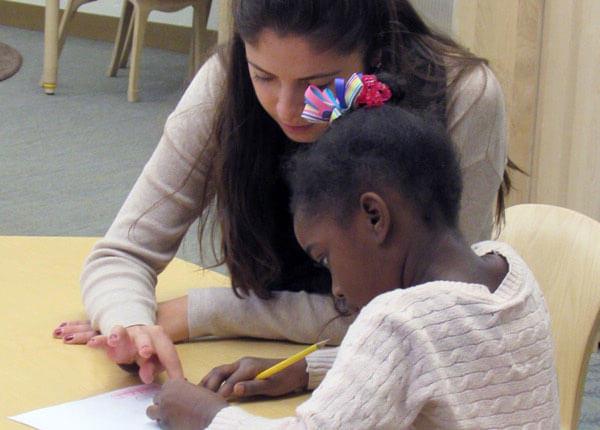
xmin=201 ymin=356 xmax=309 ymax=398
xmin=146 ymin=379 xmax=227 ymax=429
xmin=52 ymin=323 xmax=184 ymax=384
xmin=52 ymin=296 xmax=189 ymax=383
xmin=53 ymin=320 xmax=98 ymax=344
xmin=52 ymin=296 xmax=189 ymax=345
xmin=86 ymin=325 xmax=184 ymax=384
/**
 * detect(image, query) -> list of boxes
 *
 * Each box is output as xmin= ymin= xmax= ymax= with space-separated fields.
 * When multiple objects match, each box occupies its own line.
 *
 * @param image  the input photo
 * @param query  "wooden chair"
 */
xmin=56 ymin=0 xmax=97 ymax=59
xmin=107 ymin=0 xmax=212 ymax=101
xmin=55 ymin=0 xmax=212 ymax=102
xmin=497 ymin=204 xmax=600 ymax=429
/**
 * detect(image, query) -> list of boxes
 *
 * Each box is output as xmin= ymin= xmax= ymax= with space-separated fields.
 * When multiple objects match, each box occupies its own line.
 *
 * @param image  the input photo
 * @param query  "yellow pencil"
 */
xmin=255 ymin=339 xmax=330 ymax=380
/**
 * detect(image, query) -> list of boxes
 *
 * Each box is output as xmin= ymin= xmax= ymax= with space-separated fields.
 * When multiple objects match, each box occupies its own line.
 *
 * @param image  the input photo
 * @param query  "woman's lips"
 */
xmin=281 ymin=123 xmax=312 ymax=133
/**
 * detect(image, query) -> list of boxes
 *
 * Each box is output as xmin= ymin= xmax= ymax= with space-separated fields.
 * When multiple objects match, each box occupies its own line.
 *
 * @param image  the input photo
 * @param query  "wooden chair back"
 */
xmin=498 ymin=204 xmax=600 ymax=429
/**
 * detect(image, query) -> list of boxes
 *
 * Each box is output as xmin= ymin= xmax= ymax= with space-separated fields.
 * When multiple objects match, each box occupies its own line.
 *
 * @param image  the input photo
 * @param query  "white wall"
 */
xmin=9 ymin=0 xmax=220 ymax=28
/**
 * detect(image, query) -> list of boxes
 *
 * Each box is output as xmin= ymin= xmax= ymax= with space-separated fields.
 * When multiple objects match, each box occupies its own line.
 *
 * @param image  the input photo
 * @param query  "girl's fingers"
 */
xmin=201 ymin=363 xmax=237 ymax=392
xmin=146 ymin=404 xmax=160 ymax=421
xmin=216 ymin=365 xmax=260 ymax=397
xmin=232 ymin=379 xmax=272 ymax=398
xmin=233 ymin=373 xmax=297 ymax=398
xmin=62 ymin=330 xmax=97 ymax=344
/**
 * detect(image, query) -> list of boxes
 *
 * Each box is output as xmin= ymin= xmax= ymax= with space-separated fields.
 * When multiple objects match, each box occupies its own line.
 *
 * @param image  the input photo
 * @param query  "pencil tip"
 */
xmin=316 ymin=339 xmax=330 ymax=348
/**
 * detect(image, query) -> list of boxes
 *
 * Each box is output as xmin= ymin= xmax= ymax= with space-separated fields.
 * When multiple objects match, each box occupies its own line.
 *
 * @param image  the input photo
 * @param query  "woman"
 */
xmin=54 ymin=0 xmax=509 ymax=386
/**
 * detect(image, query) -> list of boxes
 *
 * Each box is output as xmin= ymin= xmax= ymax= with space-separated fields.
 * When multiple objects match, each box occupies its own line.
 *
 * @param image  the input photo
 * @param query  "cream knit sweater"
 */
xmin=208 ymin=242 xmax=560 ymax=430
xmin=81 ymin=55 xmax=507 ymax=346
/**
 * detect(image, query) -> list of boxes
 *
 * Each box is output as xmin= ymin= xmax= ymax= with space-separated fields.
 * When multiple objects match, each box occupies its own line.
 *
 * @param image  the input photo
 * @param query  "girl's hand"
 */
xmin=87 ymin=325 xmax=185 ymax=384
xmin=52 ymin=320 xmax=99 ymax=344
xmin=201 ymin=357 xmax=309 ymax=398
xmin=146 ymin=379 xmax=227 ymax=429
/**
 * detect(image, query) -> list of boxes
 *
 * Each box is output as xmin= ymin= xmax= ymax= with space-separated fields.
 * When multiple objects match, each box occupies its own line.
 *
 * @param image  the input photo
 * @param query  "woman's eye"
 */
xmin=253 ymin=74 xmax=274 ymax=82
xmin=315 ymin=81 xmax=332 ymax=90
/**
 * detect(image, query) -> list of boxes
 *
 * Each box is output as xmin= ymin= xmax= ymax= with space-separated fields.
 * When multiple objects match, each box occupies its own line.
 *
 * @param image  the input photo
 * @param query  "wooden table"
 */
xmin=0 ymin=236 xmax=308 ymax=429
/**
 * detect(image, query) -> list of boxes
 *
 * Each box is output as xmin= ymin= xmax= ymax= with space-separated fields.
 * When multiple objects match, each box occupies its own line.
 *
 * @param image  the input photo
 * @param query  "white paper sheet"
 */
xmin=9 ymin=384 xmax=161 ymax=430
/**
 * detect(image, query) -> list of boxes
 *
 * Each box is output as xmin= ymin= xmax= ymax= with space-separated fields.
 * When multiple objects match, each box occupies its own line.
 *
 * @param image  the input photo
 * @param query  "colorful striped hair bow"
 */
xmin=301 ymin=73 xmax=365 ymax=124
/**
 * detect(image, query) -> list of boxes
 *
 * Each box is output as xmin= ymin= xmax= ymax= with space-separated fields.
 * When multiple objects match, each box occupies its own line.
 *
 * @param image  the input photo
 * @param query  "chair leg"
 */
xmin=187 ymin=6 xmax=198 ymax=82
xmin=107 ymin=0 xmax=134 ymax=77
xmin=128 ymin=4 xmax=150 ymax=102
xmin=193 ymin=3 xmax=204 ymax=71
xmin=188 ymin=0 xmax=211 ymax=81
xmin=57 ymin=0 xmax=96 ymax=59
xmin=119 ymin=16 xmax=134 ymax=69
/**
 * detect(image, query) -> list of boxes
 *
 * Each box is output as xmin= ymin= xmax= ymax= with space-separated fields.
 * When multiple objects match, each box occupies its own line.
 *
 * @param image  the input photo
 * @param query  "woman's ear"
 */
xmin=359 ymin=192 xmax=390 ymax=244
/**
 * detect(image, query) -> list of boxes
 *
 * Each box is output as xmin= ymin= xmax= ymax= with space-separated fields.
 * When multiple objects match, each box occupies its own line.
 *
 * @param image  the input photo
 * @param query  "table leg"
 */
xmin=42 ymin=0 xmax=59 ymax=94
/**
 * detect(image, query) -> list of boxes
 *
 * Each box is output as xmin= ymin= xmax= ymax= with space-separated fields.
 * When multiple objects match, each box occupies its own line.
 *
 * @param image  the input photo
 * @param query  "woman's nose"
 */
xmin=276 ymin=84 xmax=304 ymax=123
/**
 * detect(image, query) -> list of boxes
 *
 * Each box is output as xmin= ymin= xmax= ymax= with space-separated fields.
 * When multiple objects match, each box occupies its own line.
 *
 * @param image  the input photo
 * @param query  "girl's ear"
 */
xmin=359 ymin=192 xmax=390 ymax=244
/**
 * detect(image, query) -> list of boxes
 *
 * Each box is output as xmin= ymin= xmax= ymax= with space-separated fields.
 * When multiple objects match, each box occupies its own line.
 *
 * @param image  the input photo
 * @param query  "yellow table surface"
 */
xmin=0 ymin=236 xmax=308 ymax=429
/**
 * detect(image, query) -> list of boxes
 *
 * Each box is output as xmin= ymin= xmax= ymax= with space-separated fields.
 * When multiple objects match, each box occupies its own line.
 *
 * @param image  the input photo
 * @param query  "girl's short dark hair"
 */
xmin=288 ymin=105 xmax=463 ymax=230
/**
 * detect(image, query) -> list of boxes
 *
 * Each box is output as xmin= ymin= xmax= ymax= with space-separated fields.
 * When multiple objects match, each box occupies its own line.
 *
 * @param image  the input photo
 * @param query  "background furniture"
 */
xmin=107 ymin=0 xmax=212 ymax=101
xmin=498 ymin=204 xmax=600 ymax=430
xmin=1 ymin=236 xmax=307 ymax=429
xmin=42 ymin=0 xmax=215 ymax=101
xmin=56 ymin=0 xmax=96 ymax=59
xmin=42 ymin=0 xmax=59 ymax=94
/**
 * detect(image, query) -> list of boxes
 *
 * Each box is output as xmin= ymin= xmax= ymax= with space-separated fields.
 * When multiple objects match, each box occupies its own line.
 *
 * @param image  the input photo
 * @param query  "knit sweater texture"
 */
xmin=81 ymin=55 xmax=507 ymax=342
xmin=208 ymin=241 xmax=560 ymax=429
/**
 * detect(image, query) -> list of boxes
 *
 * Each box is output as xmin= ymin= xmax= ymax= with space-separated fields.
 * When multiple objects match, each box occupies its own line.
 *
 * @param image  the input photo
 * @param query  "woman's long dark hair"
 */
xmin=194 ymin=0 xmax=518 ymax=298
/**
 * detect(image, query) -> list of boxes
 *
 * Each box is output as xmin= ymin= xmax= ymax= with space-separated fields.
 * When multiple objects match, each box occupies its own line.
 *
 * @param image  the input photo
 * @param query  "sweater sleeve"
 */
xmin=207 ymin=299 xmax=425 ymax=430
xmin=305 ymin=346 xmax=338 ymax=389
xmin=187 ymin=288 xmax=354 ymax=345
xmin=447 ymin=64 xmax=507 ymax=244
xmin=81 ymin=55 xmax=224 ymax=335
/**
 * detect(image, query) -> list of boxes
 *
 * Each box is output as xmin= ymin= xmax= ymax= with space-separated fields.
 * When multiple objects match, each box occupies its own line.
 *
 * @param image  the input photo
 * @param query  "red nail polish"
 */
xmin=54 ymin=328 xmax=63 ymax=336
xmin=65 ymin=335 xmax=74 ymax=341
xmin=59 ymin=322 xmax=67 ymax=327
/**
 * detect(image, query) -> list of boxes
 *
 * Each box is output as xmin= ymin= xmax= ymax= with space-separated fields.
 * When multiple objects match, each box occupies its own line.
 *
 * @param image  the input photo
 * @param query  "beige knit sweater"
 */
xmin=208 ymin=242 xmax=560 ymax=430
xmin=81 ymin=55 xmax=508 ymax=345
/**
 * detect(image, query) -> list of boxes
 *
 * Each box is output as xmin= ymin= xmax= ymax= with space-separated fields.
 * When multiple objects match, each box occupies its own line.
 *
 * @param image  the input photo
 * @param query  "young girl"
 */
xmin=146 ymin=83 xmax=559 ymax=429
xmin=54 ymin=0 xmax=510 ymax=385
